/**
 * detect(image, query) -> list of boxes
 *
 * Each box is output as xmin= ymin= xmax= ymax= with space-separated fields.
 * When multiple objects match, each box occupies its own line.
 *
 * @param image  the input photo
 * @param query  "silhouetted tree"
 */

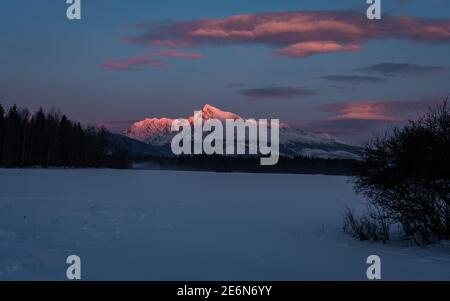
xmin=0 ymin=104 xmax=129 ymax=169
xmin=354 ymin=99 xmax=450 ymax=243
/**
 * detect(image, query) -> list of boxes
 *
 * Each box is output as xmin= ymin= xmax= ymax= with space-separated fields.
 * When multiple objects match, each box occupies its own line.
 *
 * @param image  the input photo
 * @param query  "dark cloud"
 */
xmin=239 ymin=86 xmax=317 ymax=100
xmin=320 ymin=75 xmax=387 ymax=84
xmin=307 ymin=118 xmax=393 ymax=135
xmin=304 ymin=118 xmax=400 ymax=145
xmin=360 ymin=63 xmax=447 ymax=76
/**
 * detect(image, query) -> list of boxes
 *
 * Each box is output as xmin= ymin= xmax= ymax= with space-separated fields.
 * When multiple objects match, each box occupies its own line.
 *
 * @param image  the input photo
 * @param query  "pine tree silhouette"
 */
xmin=0 ymin=104 xmax=129 ymax=168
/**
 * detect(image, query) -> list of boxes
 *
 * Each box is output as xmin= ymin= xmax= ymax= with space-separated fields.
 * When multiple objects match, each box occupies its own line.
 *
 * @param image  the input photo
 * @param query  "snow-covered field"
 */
xmin=0 ymin=168 xmax=449 ymax=280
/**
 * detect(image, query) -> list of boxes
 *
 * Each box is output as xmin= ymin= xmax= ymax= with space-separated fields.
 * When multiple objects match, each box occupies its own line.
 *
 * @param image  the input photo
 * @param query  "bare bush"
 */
xmin=343 ymin=207 xmax=390 ymax=242
xmin=352 ymin=98 xmax=450 ymax=244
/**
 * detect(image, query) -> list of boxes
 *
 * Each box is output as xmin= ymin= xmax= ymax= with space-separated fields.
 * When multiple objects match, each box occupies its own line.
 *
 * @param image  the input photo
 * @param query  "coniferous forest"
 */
xmin=0 ymin=103 xmax=129 ymax=168
xmin=134 ymin=155 xmax=360 ymax=175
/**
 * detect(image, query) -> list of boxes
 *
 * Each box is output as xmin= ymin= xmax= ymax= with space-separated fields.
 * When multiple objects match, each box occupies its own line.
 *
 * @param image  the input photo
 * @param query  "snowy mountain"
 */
xmin=195 ymin=104 xmax=241 ymax=121
xmin=126 ymin=117 xmax=174 ymax=146
xmin=125 ymin=104 xmax=241 ymax=146
xmin=125 ymin=104 xmax=362 ymax=160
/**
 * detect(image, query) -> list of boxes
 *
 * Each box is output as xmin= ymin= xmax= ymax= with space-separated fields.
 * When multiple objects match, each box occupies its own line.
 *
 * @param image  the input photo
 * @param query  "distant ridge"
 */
xmin=125 ymin=104 xmax=363 ymax=160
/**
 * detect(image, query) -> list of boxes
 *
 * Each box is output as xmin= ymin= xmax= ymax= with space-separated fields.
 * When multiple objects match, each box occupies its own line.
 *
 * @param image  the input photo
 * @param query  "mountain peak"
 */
xmin=200 ymin=104 xmax=241 ymax=120
xmin=202 ymin=104 xmax=218 ymax=112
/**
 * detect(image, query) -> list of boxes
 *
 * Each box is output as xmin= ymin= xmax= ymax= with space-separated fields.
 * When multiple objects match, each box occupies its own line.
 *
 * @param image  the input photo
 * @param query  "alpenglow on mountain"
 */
xmin=125 ymin=104 xmax=362 ymax=160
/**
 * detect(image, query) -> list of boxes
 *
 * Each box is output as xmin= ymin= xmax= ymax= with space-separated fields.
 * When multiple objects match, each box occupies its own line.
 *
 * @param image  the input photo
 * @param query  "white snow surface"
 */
xmin=0 ymin=168 xmax=449 ymax=280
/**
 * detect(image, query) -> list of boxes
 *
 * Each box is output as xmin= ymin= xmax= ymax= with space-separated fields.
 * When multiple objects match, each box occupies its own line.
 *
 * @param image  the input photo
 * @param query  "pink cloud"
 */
xmin=128 ymin=11 xmax=450 ymax=57
xmin=324 ymin=102 xmax=400 ymax=121
xmin=319 ymin=99 xmax=440 ymax=121
xmin=155 ymin=50 xmax=204 ymax=60
xmin=304 ymin=99 xmax=441 ymax=143
xmin=102 ymin=54 xmax=165 ymax=71
xmin=276 ymin=42 xmax=360 ymax=57
xmin=102 ymin=50 xmax=204 ymax=71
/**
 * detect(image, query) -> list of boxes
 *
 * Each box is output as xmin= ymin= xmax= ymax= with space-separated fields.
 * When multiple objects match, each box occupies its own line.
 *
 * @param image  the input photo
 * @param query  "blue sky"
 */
xmin=1 ymin=0 xmax=449 ymax=143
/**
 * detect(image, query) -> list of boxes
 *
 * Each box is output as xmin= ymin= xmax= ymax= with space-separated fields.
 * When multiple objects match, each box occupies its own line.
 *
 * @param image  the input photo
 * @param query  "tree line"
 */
xmin=0 ymin=103 xmax=129 ymax=168
xmin=135 ymin=154 xmax=360 ymax=175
